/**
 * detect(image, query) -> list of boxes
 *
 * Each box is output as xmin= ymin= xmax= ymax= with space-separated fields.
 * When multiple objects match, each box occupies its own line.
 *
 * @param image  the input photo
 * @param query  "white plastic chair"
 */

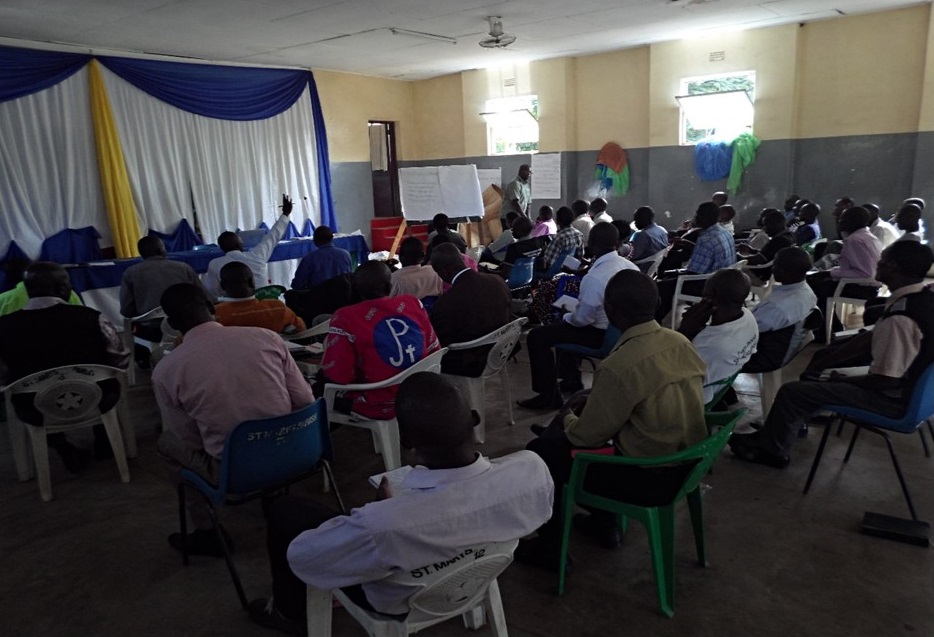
xmin=281 ymin=318 xmax=331 ymax=342
xmin=824 ymin=277 xmax=884 ymax=344
xmin=744 ymin=260 xmax=774 ymax=303
xmin=441 ymin=318 xmax=527 ymax=444
xmin=2 ymin=365 xmax=131 ymax=501
xmin=669 ymin=260 xmax=747 ymax=329
xmin=122 ymin=306 xmax=167 ymax=385
xmin=323 ymin=348 xmax=447 ymax=472
xmin=306 ymin=539 xmax=518 ymax=637
xmin=633 ymin=247 xmax=669 ymax=279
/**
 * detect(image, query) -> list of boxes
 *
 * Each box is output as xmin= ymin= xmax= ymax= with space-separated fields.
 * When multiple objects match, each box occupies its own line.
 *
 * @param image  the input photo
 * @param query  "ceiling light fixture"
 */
xmin=389 ymin=28 xmax=457 ymax=45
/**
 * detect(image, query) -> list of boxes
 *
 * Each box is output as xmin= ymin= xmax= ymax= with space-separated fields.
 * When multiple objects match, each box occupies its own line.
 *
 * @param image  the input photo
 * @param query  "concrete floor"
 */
xmin=1 ymin=339 xmax=933 ymax=637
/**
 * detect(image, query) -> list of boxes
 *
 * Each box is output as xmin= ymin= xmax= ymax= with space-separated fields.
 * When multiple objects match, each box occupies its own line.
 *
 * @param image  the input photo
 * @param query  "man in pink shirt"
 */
xmin=530 ymin=206 xmax=557 ymax=238
xmin=153 ymin=283 xmax=314 ymax=557
xmin=807 ymin=206 xmax=882 ymax=340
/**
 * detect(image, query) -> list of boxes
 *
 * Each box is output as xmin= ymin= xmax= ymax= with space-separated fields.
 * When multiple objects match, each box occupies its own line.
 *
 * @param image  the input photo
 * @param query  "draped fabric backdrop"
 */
xmin=0 ymin=45 xmax=336 ymax=261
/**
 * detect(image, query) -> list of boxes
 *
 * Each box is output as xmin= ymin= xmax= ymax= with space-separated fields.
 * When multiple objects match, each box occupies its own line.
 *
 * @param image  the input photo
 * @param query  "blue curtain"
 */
xmin=38 ymin=227 xmax=103 ymax=264
xmin=283 ymin=221 xmax=301 ymax=240
xmin=0 ymin=46 xmax=90 ymax=102
xmin=694 ymin=142 xmax=733 ymax=181
xmin=98 ymin=56 xmax=310 ymax=121
xmin=0 ymin=241 xmax=31 ymax=292
xmin=148 ymin=218 xmax=202 ymax=252
xmin=301 ymin=219 xmax=315 ymax=237
xmin=309 ymin=75 xmax=337 ymax=231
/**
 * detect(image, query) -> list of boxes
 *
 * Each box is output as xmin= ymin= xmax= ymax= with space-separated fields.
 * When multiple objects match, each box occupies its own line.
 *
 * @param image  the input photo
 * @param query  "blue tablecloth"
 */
xmin=66 ymin=235 xmax=368 ymax=293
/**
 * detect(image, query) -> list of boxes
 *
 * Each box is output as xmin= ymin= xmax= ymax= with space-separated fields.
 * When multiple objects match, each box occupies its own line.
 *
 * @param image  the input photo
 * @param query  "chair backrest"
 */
xmin=506 ymin=257 xmax=534 ymax=289
xmin=4 ymin=365 xmax=122 ymax=426
xmin=703 ymin=371 xmax=739 ymax=410
xmin=387 ymin=539 xmax=519 ymax=625
xmin=542 ymin=248 xmax=576 ymax=278
xmin=481 ymin=318 xmax=527 ymax=376
xmin=634 ymin=248 xmax=668 ymax=278
xmin=282 ymin=319 xmax=331 ymax=342
xmin=255 ymin=284 xmax=286 ymax=300
xmin=901 ymin=363 xmax=934 ymax=431
xmin=218 ymin=399 xmax=332 ymax=496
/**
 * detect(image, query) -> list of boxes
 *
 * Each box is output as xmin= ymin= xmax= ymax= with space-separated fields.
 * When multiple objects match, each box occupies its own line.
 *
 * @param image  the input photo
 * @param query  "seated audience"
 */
xmin=867 ymin=203 xmax=899 ymax=249
xmin=591 ymin=197 xmax=613 ymax=224
xmin=570 ymin=199 xmax=594 ymax=244
xmin=628 ymin=206 xmax=669 ymax=267
xmin=747 ymin=209 xmax=772 ymax=251
xmin=718 ymin=205 xmax=736 ymax=235
xmin=290 ymin=226 xmax=353 ymax=290
xmin=738 ymin=209 xmax=796 ymax=283
xmin=730 ymin=241 xmax=934 ymax=467
xmin=712 ymin=190 xmax=728 ymax=207
xmin=516 ymin=271 xmax=706 ymax=566
xmin=655 ymin=201 xmax=737 ymax=323
xmin=429 ymin=244 xmax=513 ymax=377
xmin=484 ymin=212 xmax=520 ymax=262
xmin=120 ymin=236 xmax=203 ymax=343
xmin=425 ymin=213 xmax=467 ymax=261
xmin=214 ymin=262 xmax=305 ymax=333
xmin=894 ymin=203 xmax=924 ymax=242
xmin=0 ymin=262 xmax=129 ymax=472
xmin=519 ymin=223 xmax=637 ymax=409
xmin=501 ymin=216 xmax=551 ymax=275
xmin=531 ymin=206 xmax=557 ymax=237
xmin=317 ymin=261 xmax=439 ymax=419
xmin=676 ymin=269 xmax=758 ymax=404
xmin=153 ymin=283 xmax=314 ymax=556
xmin=793 ymin=202 xmax=822 ymax=245
xmin=783 ymin=194 xmax=800 ymax=224
xmin=0 ymin=266 xmax=83 ymax=316
xmin=249 ymin=373 xmax=553 ymax=632
xmin=612 ymin=220 xmax=634 ymax=257
xmin=807 ymin=206 xmax=882 ymax=340
xmin=539 ymin=206 xmax=583 ymax=273
xmin=203 ymin=194 xmax=293 ymax=300
xmin=390 ymin=237 xmax=443 ymax=299
xmin=742 ymin=247 xmax=818 ymax=372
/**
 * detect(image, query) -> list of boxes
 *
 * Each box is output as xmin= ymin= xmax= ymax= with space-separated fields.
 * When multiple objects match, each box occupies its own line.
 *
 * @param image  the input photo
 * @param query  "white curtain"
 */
xmin=0 ymin=67 xmax=109 ymax=258
xmin=100 ymin=66 xmax=321 ymax=242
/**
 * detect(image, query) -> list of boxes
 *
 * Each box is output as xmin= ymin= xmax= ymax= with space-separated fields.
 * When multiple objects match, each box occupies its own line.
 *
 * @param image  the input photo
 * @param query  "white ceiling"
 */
xmin=0 ymin=0 xmax=927 ymax=80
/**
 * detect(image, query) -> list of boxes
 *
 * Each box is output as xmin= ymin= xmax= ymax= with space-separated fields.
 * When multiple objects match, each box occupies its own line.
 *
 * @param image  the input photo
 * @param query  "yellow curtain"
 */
xmin=88 ymin=60 xmax=141 ymax=258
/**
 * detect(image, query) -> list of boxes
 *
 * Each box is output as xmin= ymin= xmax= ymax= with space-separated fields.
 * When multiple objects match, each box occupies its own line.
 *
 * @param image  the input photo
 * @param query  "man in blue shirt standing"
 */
xmin=291 ymin=226 xmax=353 ymax=290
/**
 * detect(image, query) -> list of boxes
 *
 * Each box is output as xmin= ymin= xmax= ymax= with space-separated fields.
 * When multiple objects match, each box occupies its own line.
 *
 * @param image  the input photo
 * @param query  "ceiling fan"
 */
xmin=479 ymin=16 xmax=516 ymax=48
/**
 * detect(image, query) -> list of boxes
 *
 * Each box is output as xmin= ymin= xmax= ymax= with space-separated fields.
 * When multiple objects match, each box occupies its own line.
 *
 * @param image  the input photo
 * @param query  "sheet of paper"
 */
xmin=399 ymin=167 xmax=444 ymax=220
xmin=438 ymin=165 xmax=484 ymax=219
xmin=562 ymin=255 xmax=580 ymax=270
xmin=553 ymin=294 xmax=579 ymax=312
xmin=531 ymin=153 xmax=562 ymax=199
xmin=476 ymin=168 xmax=502 ymax=190
xmin=368 ymin=465 xmax=414 ymax=490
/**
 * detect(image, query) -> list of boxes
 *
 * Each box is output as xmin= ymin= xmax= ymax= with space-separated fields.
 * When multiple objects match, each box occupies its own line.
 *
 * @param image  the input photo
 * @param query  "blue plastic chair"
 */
xmin=555 ymin=324 xmax=622 ymax=370
xmin=534 ymin=248 xmax=577 ymax=282
xmin=803 ymin=363 xmax=934 ymax=521
xmin=506 ymin=256 xmax=535 ymax=295
xmin=177 ymin=399 xmax=346 ymax=609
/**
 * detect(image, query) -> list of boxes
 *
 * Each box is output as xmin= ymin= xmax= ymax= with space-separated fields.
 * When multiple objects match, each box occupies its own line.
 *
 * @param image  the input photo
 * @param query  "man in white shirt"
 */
xmin=867 ymin=203 xmax=899 ymax=249
xmin=519 ymin=222 xmax=638 ymax=409
xmin=202 ymin=194 xmax=294 ymax=300
xmin=590 ymin=197 xmax=613 ymax=224
xmin=894 ymin=203 xmax=924 ymax=243
xmin=677 ymin=268 xmax=758 ymax=404
xmin=249 ymin=372 xmax=554 ymax=633
xmin=570 ymin=199 xmax=594 ymax=244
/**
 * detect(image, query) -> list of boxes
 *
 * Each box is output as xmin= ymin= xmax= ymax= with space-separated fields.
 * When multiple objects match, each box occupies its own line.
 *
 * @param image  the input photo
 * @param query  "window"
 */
xmin=482 ymin=95 xmax=539 ymax=156
xmin=677 ymin=72 xmax=755 ymax=145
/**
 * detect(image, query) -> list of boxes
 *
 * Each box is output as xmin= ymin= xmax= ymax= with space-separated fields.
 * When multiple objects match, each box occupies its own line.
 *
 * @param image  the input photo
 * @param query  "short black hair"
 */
xmin=695 ymin=201 xmax=721 ymax=227
xmin=432 ymin=213 xmax=450 ymax=233
xmin=556 ymin=206 xmax=574 ymax=227
xmin=161 ymin=283 xmax=212 ymax=325
xmin=571 ymin=199 xmax=590 ymax=218
xmin=398 ymin=237 xmax=425 ymax=265
xmin=313 ymin=226 xmax=334 ymax=246
xmin=511 ymin=216 xmax=533 ymax=239
xmin=884 ymin=241 xmax=934 ymax=279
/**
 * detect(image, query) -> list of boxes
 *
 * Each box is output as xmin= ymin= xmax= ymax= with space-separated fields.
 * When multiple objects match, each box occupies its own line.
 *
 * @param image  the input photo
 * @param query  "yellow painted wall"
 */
xmin=312 ymin=69 xmax=417 ymax=162
xmin=795 ymin=4 xmax=930 ymax=138
xmin=574 ymin=47 xmax=651 ymax=151
xmin=413 ymin=74 xmax=464 ymax=159
xmin=530 ymin=58 xmax=576 ymax=152
xmin=648 ymin=24 xmax=797 ymax=146
xmin=913 ymin=3 xmax=934 ymax=132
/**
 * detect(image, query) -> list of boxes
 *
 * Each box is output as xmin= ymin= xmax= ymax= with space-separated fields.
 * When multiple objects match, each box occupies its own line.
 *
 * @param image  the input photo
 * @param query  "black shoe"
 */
xmin=52 ymin=442 xmax=91 ymax=473
xmin=518 ymin=394 xmax=563 ymax=410
xmin=573 ymin=513 xmax=621 ymax=550
xmin=558 ymin=379 xmax=584 ymax=394
xmin=729 ymin=441 xmax=790 ymax=469
xmin=168 ymin=527 xmax=234 ymax=557
xmin=248 ymin=598 xmax=306 ymax=636
xmin=530 ymin=424 xmax=547 ymax=437
xmin=514 ymin=537 xmax=571 ymax=574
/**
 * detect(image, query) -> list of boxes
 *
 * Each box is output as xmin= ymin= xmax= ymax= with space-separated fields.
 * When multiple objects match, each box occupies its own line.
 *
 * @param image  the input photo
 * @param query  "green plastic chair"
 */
xmin=255 ymin=284 xmax=286 ymax=300
xmin=557 ymin=409 xmax=745 ymax=617
xmin=704 ymin=371 xmax=740 ymax=412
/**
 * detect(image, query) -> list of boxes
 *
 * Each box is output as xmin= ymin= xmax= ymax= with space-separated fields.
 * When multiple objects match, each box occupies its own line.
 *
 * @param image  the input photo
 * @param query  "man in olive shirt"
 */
xmin=517 ymin=270 xmax=707 ymax=568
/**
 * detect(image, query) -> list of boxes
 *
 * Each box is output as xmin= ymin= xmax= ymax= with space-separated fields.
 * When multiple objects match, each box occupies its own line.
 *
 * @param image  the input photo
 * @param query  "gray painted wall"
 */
xmin=330 ymin=131 xmax=933 ymax=246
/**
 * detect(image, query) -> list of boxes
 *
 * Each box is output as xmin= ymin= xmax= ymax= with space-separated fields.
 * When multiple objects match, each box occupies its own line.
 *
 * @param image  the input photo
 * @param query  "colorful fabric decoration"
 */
xmin=694 ymin=142 xmax=733 ymax=182
xmin=594 ymin=142 xmax=630 ymax=195
xmin=728 ymin=132 xmax=761 ymax=195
